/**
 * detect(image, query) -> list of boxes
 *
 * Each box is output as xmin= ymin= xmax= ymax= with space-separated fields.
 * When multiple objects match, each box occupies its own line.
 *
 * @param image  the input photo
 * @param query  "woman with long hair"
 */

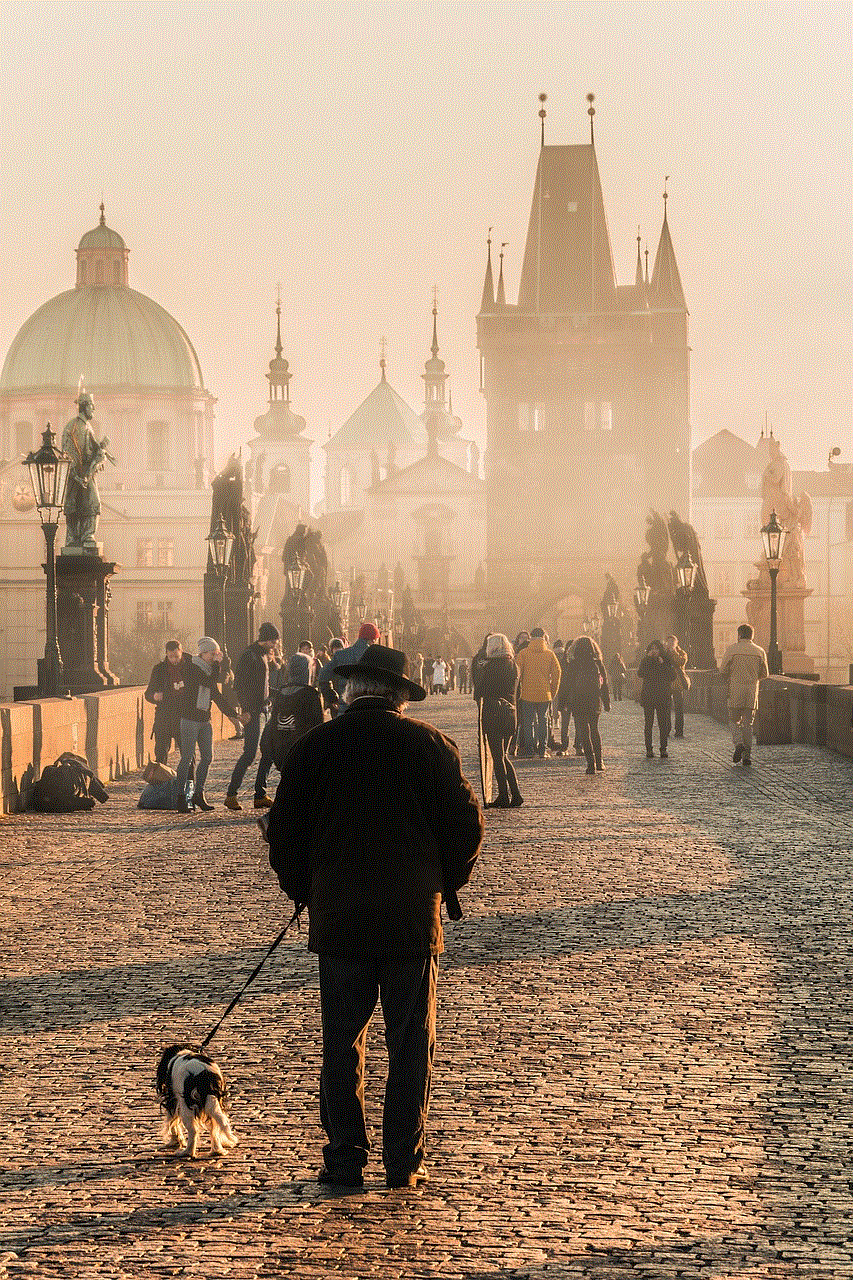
xmin=478 ymin=633 xmax=523 ymax=808
xmin=636 ymin=640 xmax=676 ymax=758
xmin=563 ymin=636 xmax=611 ymax=774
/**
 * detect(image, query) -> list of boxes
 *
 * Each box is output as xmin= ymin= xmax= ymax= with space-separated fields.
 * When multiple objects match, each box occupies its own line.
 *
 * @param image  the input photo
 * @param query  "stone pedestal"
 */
xmin=688 ymin=594 xmax=717 ymax=670
xmin=56 ymin=551 xmax=120 ymax=694
xmin=743 ymin=576 xmax=814 ymax=676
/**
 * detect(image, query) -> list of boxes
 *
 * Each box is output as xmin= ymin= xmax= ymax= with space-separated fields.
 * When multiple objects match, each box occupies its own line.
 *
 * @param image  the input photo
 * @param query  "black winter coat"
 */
xmin=637 ymin=653 xmax=676 ymax=706
xmin=267 ymin=697 xmax=483 ymax=958
xmin=268 ymin=683 xmax=325 ymax=770
xmin=477 ymin=655 xmax=519 ymax=733
xmin=234 ymin=642 xmax=270 ymax=715
xmin=564 ymin=656 xmax=611 ymax=715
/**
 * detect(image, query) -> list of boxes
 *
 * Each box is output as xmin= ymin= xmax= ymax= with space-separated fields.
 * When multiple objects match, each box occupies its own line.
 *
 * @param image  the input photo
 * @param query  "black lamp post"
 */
xmin=761 ymin=509 xmax=787 ymax=675
xmin=25 ymin=424 xmax=71 ymax=696
xmin=286 ymin=560 xmax=310 ymax=644
xmin=207 ymin=515 xmax=235 ymax=661
xmin=675 ymin=550 xmax=696 ymax=663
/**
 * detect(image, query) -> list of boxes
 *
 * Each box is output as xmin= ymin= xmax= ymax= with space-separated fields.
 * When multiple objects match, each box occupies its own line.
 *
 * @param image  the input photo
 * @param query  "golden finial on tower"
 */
xmin=538 ymin=93 xmax=547 ymax=148
xmin=379 ymin=335 xmax=388 ymax=380
xmin=586 ymin=93 xmax=596 ymax=145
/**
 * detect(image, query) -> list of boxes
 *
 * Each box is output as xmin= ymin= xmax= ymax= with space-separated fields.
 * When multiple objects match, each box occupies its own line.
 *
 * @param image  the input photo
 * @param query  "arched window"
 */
xmin=270 ymin=464 xmax=291 ymax=494
xmin=95 ymin=260 xmax=104 ymax=284
xmin=339 ymin=466 xmax=352 ymax=507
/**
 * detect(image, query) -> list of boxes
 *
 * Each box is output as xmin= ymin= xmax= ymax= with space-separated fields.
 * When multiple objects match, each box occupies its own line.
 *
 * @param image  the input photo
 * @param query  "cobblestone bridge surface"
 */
xmin=2 ymin=698 xmax=852 ymax=1279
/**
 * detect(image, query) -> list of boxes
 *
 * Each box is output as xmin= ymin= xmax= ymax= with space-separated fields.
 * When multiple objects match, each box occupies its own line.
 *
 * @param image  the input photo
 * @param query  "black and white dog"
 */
xmin=156 ymin=1045 xmax=238 ymax=1158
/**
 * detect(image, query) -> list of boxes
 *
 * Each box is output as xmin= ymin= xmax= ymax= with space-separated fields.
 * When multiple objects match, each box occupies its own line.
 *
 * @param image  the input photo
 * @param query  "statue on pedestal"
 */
xmin=61 ymin=390 xmax=114 ymax=552
xmin=760 ymin=437 xmax=812 ymax=588
xmin=636 ymin=512 xmax=675 ymax=644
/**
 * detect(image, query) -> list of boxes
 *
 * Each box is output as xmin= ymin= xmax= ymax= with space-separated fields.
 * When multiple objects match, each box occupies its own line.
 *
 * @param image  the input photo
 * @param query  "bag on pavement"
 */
xmin=30 ymin=752 xmax=108 ymax=813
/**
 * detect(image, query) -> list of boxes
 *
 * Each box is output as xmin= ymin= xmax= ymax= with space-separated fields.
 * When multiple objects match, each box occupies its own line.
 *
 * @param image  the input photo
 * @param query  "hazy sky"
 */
xmin=2 ymin=0 xmax=850 ymax=499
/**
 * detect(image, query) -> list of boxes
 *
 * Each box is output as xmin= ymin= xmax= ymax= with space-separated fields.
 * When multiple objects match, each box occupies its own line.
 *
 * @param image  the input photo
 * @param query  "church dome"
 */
xmin=78 ymin=224 xmax=127 ymax=251
xmin=0 ymin=208 xmax=207 ymax=394
xmin=0 ymin=285 xmax=206 ymax=392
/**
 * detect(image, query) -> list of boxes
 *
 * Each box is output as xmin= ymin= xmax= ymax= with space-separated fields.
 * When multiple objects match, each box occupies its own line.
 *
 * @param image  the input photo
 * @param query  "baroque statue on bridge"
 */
xmin=760 ymin=436 xmax=811 ymax=589
xmin=62 ymin=390 xmax=114 ymax=551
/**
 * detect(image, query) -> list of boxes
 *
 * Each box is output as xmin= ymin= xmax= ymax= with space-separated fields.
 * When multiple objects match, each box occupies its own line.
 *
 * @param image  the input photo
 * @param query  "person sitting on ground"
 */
xmin=719 ymin=623 xmax=769 ymax=767
xmin=563 ymin=636 xmax=611 ymax=774
xmin=636 ymin=640 xmax=676 ymax=759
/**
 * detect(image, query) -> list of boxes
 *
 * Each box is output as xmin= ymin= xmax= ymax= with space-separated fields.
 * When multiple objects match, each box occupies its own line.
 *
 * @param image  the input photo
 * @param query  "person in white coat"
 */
xmin=719 ymin=624 xmax=769 ymax=766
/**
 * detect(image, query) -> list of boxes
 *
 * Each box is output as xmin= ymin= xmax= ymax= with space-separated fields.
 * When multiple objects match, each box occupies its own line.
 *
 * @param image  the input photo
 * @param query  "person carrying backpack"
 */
xmin=564 ymin=636 xmax=611 ymax=774
xmin=268 ymin=653 xmax=325 ymax=772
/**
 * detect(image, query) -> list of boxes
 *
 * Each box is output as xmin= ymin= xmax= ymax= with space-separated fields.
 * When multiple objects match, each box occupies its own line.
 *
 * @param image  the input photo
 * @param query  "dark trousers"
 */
xmin=612 ymin=678 xmax=624 ymax=701
xmin=643 ymin=699 xmax=671 ymax=753
xmin=574 ymin=710 xmax=602 ymax=769
xmin=227 ymin=711 xmax=271 ymax=797
xmin=153 ymin=709 xmax=181 ymax=763
xmin=484 ymin=726 xmax=521 ymax=803
xmin=672 ymin=687 xmax=684 ymax=736
xmin=318 ymin=954 xmax=437 ymax=1179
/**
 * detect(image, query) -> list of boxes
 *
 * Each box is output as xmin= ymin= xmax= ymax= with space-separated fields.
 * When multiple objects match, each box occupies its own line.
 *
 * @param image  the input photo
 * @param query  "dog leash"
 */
xmin=199 ymin=905 xmax=304 ymax=1050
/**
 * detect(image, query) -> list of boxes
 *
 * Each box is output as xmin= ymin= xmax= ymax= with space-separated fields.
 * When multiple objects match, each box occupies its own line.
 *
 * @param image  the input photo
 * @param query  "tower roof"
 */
xmin=517 ymin=145 xmax=616 ymax=313
xmin=478 ymin=233 xmax=494 ymax=314
xmin=650 ymin=197 xmax=686 ymax=308
xmin=324 ymin=372 xmax=425 ymax=452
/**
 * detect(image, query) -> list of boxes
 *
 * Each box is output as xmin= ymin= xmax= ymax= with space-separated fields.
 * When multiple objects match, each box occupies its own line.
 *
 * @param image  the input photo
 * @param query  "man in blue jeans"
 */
xmin=224 ymin=622 xmax=281 ymax=811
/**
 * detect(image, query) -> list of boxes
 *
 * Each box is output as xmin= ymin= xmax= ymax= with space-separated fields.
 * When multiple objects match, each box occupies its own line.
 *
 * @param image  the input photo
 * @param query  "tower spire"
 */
xmin=586 ymin=93 xmax=595 ymax=146
xmin=431 ymin=285 xmax=439 ymax=358
xmin=496 ymin=243 xmax=507 ymax=308
xmin=266 ymin=287 xmax=291 ymax=403
xmin=379 ymin=335 xmax=388 ymax=382
xmin=635 ymin=226 xmax=643 ymax=288
xmin=423 ymin=291 xmax=447 ymax=413
xmin=538 ymin=93 xmax=547 ymax=148
xmin=479 ymin=229 xmax=494 ymax=313
xmin=274 ymin=282 xmax=283 ymax=359
xmin=99 ymin=198 xmax=105 ymax=226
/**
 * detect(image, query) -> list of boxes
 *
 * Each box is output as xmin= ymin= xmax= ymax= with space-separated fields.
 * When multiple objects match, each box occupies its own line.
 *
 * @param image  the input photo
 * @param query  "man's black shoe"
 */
xmin=386 ymin=1165 xmax=429 ymax=1189
xmin=317 ymin=1167 xmax=363 ymax=1188
xmin=733 ymin=744 xmax=744 ymax=762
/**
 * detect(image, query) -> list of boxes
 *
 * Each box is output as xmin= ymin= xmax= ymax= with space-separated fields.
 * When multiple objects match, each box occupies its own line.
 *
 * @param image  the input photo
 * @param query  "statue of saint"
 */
xmin=62 ymin=391 xmax=113 ymax=550
xmin=667 ymin=511 xmax=710 ymax=596
xmin=760 ymin=438 xmax=811 ymax=588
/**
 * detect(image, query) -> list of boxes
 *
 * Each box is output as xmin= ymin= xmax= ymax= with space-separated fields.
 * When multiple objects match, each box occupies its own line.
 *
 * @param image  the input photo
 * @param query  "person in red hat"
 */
xmin=266 ymin=645 xmax=483 ymax=1190
xmin=316 ymin=621 xmax=380 ymax=716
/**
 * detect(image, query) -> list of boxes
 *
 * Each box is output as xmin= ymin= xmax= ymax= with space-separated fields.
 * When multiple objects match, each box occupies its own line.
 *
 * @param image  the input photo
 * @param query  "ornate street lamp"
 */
xmin=761 ymin=509 xmax=787 ymax=675
xmin=633 ymin=584 xmax=650 ymax=662
xmin=287 ymin=560 xmax=307 ymax=596
xmin=207 ymin=514 xmax=234 ymax=660
xmin=25 ymin=424 xmax=71 ymax=696
xmin=674 ymin=550 xmax=696 ymax=664
xmin=675 ymin=550 xmax=696 ymax=593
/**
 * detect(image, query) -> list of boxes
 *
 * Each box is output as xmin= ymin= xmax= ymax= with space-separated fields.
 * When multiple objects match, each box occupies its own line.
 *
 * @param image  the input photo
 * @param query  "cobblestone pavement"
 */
xmin=2 ymin=699 xmax=852 ymax=1279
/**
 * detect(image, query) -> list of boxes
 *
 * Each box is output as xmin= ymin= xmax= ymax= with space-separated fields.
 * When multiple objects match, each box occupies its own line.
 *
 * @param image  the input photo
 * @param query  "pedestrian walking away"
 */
xmin=317 ymin=623 xmax=381 ymax=716
xmin=608 ymin=650 xmax=627 ymax=702
xmin=176 ymin=638 xmax=247 ymax=812
xmin=477 ymin=633 xmax=523 ymax=808
xmin=267 ymin=653 xmax=325 ymax=772
xmin=144 ymin=640 xmax=191 ymax=765
xmin=665 ymin=635 xmax=690 ymax=738
xmin=516 ymin=627 xmax=561 ymax=757
xmin=224 ymin=623 xmax=281 ymax=811
xmin=636 ymin=641 xmax=676 ymax=758
xmin=266 ymin=644 xmax=483 ymax=1189
xmin=563 ymin=636 xmax=611 ymax=773
xmin=720 ymin=624 xmax=769 ymax=766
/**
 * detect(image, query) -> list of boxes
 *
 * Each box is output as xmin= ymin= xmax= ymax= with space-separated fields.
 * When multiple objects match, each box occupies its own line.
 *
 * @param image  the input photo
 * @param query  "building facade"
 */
xmin=0 ymin=208 xmax=217 ymax=695
xmin=477 ymin=124 xmax=691 ymax=632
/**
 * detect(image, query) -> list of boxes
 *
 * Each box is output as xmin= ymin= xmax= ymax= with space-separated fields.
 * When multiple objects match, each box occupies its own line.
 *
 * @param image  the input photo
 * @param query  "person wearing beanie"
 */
xmin=175 ymin=638 xmax=247 ymax=812
xmin=224 ymin=623 xmax=282 ymax=811
xmin=267 ymin=651 xmax=325 ymax=772
xmin=317 ymin=621 xmax=381 ymax=716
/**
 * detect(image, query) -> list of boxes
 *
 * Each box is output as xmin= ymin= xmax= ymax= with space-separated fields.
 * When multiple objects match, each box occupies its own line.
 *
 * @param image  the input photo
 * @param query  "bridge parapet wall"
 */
xmin=628 ymin=670 xmax=852 ymax=760
xmin=0 ymin=688 xmax=231 ymax=814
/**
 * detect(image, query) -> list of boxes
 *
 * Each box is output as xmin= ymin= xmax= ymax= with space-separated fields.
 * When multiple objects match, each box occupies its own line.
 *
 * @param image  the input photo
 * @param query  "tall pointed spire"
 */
xmin=266 ymin=285 xmax=291 ymax=403
xmin=423 ymin=292 xmax=447 ymax=413
xmin=635 ymin=226 xmax=644 ymax=288
xmin=538 ymin=93 xmax=547 ymax=148
xmin=650 ymin=178 xmax=686 ymax=307
xmin=99 ymin=199 xmax=106 ymax=226
xmin=379 ymin=335 xmax=388 ymax=382
xmin=479 ymin=229 xmax=494 ymax=313
xmin=496 ymin=243 xmax=507 ymax=308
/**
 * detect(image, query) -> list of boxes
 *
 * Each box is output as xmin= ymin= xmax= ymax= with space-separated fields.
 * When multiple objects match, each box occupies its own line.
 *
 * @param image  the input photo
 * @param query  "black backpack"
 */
xmin=30 ymin=752 xmax=109 ymax=813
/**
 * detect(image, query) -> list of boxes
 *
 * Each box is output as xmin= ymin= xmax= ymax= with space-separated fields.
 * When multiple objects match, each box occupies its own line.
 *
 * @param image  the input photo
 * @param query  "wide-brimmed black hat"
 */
xmin=335 ymin=644 xmax=427 ymax=701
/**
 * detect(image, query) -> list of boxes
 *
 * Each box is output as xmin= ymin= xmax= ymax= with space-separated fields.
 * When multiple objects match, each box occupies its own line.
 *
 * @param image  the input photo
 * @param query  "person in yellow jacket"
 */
xmin=516 ymin=627 xmax=562 ymax=757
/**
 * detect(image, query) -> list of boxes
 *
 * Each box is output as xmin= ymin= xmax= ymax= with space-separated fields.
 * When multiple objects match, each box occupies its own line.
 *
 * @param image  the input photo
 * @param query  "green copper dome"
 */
xmin=0 ymin=286 xmax=206 ymax=392
xmin=78 ymin=224 xmax=127 ymax=251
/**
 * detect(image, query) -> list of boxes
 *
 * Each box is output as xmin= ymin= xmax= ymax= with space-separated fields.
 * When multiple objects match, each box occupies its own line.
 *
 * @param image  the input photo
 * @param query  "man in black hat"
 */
xmin=224 ymin=622 xmax=282 ymax=810
xmin=266 ymin=645 xmax=483 ymax=1189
